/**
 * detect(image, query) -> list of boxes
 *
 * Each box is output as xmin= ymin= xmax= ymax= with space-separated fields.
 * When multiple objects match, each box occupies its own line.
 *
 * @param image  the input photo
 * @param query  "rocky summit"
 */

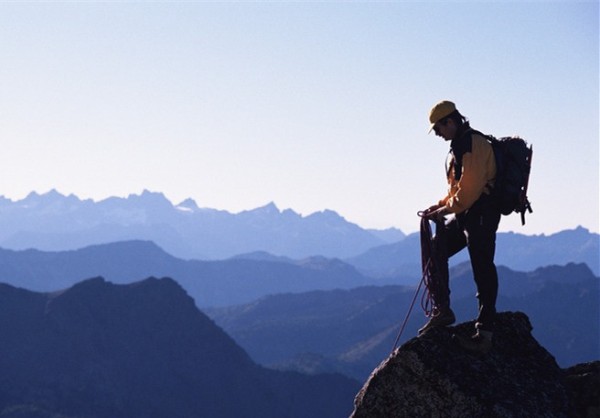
xmin=351 ymin=311 xmax=599 ymax=418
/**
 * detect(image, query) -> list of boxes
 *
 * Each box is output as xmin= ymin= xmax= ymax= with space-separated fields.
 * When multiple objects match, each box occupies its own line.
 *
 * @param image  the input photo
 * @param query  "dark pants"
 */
xmin=433 ymin=195 xmax=501 ymax=331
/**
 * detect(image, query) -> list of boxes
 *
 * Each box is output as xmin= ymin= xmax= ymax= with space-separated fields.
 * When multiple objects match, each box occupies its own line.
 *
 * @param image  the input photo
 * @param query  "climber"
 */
xmin=418 ymin=100 xmax=501 ymax=353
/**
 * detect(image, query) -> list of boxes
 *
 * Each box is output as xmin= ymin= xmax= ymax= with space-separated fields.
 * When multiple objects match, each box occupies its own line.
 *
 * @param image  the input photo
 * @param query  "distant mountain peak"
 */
xmin=18 ymin=189 xmax=82 ymax=209
xmin=367 ymin=227 xmax=406 ymax=243
xmin=563 ymin=225 xmax=592 ymax=236
xmin=176 ymin=198 xmax=200 ymax=212
xmin=262 ymin=201 xmax=280 ymax=212
xmin=244 ymin=202 xmax=281 ymax=215
xmin=0 ymin=190 xmax=396 ymax=259
xmin=229 ymin=251 xmax=293 ymax=263
xmin=130 ymin=190 xmax=170 ymax=203
xmin=307 ymin=209 xmax=345 ymax=220
xmin=26 ymin=189 xmax=65 ymax=199
xmin=24 ymin=190 xmax=42 ymax=200
xmin=60 ymin=275 xmax=184 ymax=299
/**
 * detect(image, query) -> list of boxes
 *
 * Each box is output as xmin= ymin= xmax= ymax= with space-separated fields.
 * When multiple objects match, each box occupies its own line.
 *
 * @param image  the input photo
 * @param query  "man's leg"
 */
xmin=465 ymin=208 xmax=501 ymax=332
xmin=431 ymin=217 xmax=467 ymax=309
xmin=418 ymin=217 xmax=466 ymax=335
xmin=453 ymin=204 xmax=501 ymax=352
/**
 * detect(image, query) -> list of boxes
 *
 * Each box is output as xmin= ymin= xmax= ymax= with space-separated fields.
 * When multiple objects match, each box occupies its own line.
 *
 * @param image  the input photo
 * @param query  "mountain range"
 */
xmin=0 ymin=277 xmax=359 ymax=418
xmin=0 ymin=235 xmax=597 ymax=309
xmin=0 ymin=241 xmax=378 ymax=307
xmin=348 ymin=225 xmax=600 ymax=278
xmin=0 ymin=190 xmax=401 ymax=260
xmin=206 ymin=263 xmax=599 ymax=381
xmin=1 ymin=272 xmax=594 ymax=417
xmin=0 ymin=190 xmax=597 ymax=277
xmin=0 ymin=190 xmax=597 ymax=417
xmin=3 ymin=238 xmax=595 ymax=380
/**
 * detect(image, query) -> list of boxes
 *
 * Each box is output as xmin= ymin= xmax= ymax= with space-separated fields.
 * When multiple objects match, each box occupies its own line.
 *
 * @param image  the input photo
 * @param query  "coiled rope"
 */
xmin=390 ymin=213 xmax=444 ymax=353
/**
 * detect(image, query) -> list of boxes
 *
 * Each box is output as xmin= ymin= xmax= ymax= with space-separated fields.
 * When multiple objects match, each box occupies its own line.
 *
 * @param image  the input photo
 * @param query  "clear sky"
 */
xmin=0 ymin=1 xmax=597 ymax=235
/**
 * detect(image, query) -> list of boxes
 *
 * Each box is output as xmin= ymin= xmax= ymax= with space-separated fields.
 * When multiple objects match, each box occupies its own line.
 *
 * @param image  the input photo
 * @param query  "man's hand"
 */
xmin=421 ymin=204 xmax=449 ymax=222
xmin=423 ymin=204 xmax=442 ymax=215
xmin=430 ymin=206 xmax=450 ymax=222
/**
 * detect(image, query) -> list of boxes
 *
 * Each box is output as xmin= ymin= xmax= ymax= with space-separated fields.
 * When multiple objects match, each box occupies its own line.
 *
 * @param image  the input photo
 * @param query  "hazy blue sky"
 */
xmin=0 ymin=1 xmax=597 ymax=235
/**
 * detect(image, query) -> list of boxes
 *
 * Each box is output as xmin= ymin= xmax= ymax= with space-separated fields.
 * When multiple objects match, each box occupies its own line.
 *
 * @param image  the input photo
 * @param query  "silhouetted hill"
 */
xmin=207 ymin=263 xmax=599 ymax=381
xmin=0 ymin=241 xmax=383 ymax=307
xmin=0 ymin=190 xmax=394 ymax=259
xmin=347 ymin=226 xmax=600 ymax=278
xmin=0 ymin=277 xmax=360 ymax=418
xmin=229 ymin=251 xmax=295 ymax=263
xmin=1 ymin=232 xmax=595 ymax=309
xmin=351 ymin=312 xmax=598 ymax=418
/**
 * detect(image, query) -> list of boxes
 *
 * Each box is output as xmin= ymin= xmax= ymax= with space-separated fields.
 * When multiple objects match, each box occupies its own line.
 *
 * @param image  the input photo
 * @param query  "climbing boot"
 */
xmin=418 ymin=308 xmax=456 ymax=336
xmin=454 ymin=330 xmax=493 ymax=354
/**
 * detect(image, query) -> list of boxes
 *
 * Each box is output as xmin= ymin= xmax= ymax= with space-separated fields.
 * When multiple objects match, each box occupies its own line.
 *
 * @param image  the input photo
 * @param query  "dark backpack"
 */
xmin=487 ymin=136 xmax=533 ymax=225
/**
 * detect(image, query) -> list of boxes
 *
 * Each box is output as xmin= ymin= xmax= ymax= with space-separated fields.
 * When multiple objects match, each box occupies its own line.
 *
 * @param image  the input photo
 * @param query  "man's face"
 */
xmin=433 ymin=118 xmax=457 ymax=141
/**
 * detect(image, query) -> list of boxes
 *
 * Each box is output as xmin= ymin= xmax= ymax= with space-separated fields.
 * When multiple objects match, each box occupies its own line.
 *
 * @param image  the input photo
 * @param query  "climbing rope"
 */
xmin=390 ymin=258 xmax=428 ymax=353
xmin=390 ymin=213 xmax=445 ymax=353
xmin=419 ymin=214 xmax=442 ymax=318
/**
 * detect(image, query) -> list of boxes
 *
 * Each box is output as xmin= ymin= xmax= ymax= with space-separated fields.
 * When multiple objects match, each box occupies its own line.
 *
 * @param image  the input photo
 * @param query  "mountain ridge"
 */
xmin=0 ymin=241 xmax=381 ymax=307
xmin=206 ymin=262 xmax=599 ymax=381
xmin=348 ymin=225 xmax=599 ymax=277
xmin=0 ymin=276 xmax=360 ymax=418
xmin=0 ymin=190 xmax=398 ymax=260
xmin=0 ymin=238 xmax=597 ymax=309
xmin=0 ymin=190 xmax=596 ymax=276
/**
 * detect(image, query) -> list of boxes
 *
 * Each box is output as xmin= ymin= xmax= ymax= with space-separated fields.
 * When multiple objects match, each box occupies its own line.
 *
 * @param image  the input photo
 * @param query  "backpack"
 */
xmin=487 ymin=136 xmax=533 ymax=225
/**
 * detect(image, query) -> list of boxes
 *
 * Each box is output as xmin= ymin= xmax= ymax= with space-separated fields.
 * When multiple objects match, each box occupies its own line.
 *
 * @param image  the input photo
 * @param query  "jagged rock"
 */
xmin=564 ymin=361 xmax=600 ymax=418
xmin=351 ymin=312 xmax=579 ymax=418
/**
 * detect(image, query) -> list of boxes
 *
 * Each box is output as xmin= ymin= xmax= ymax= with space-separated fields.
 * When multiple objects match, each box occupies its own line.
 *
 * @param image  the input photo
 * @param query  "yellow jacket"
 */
xmin=439 ymin=128 xmax=496 ymax=214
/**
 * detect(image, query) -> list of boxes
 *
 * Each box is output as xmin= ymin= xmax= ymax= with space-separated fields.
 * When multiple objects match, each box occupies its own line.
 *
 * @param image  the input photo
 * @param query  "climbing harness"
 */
xmin=390 ymin=212 xmax=447 ymax=353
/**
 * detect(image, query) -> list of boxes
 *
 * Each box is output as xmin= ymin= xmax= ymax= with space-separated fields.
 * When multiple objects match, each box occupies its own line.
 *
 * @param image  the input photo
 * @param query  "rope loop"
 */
xmin=390 ymin=213 xmax=446 ymax=353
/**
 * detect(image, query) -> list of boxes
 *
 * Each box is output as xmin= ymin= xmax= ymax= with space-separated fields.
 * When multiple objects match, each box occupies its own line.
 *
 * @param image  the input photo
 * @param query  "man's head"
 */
xmin=428 ymin=100 xmax=465 ymax=140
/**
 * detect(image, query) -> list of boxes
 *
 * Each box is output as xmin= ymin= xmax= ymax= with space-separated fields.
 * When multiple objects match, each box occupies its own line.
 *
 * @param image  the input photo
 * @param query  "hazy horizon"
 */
xmin=1 ymin=2 xmax=597 ymax=235
xmin=1 ymin=188 xmax=597 ymax=237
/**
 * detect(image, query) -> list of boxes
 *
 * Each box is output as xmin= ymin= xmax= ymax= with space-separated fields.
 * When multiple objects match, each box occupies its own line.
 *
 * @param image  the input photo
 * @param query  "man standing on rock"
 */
xmin=419 ymin=100 xmax=501 ymax=353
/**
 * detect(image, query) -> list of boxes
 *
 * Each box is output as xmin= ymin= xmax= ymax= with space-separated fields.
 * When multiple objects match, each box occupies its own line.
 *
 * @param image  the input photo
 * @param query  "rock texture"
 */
xmin=351 ymin=311 xmax=597 ymax=418
xmin=564 ymin=362 xmax=600 ymax=418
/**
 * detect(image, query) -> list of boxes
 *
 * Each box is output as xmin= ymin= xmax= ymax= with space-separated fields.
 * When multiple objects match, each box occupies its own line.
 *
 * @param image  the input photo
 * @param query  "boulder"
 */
xmin=351 ymin=311 xmax=595 ymax=418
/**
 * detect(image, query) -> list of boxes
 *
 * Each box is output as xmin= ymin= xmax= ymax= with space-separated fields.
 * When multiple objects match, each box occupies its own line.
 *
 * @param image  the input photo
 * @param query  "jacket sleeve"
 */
xmin=444 ymin=137 xmax=496 ymax=214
